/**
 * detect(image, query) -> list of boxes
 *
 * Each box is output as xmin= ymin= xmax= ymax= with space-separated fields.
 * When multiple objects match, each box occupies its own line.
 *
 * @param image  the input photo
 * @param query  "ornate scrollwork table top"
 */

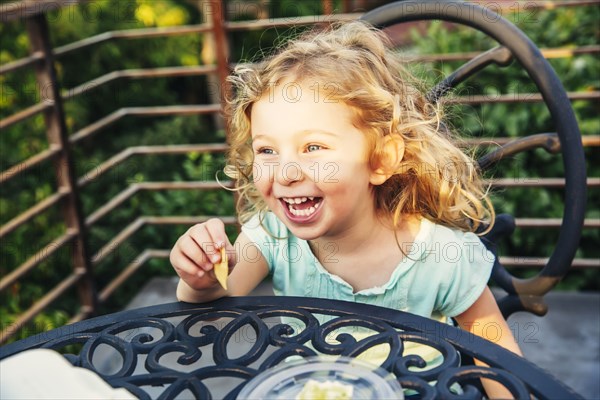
xmin=0 ymin=296 xmax=581 ymax=399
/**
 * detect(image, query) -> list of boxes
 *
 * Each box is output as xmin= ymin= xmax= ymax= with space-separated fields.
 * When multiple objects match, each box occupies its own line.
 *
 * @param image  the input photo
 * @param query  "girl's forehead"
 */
xmin=250 ymin=87 xmax=359 ymax=137
xmin=262 ymin=76 xmax=342 ymax=97
xmin=253 ymin=84 xmax=353 ymax=118
xmin=252 ymin=94 xmax=366 ymax=145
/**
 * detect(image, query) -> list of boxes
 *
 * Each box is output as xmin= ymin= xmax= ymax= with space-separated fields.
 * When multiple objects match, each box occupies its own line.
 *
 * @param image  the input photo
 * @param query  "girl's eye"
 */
xmin=306 ymin=144 xmax=322 ymax=152
xmin=256 ymin=147 xmax=274 ymax=155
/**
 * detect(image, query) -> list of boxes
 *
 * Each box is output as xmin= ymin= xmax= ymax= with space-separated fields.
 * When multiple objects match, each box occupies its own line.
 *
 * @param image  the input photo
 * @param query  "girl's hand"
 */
xmin=169 ymin=218 xmax=236 ymax=293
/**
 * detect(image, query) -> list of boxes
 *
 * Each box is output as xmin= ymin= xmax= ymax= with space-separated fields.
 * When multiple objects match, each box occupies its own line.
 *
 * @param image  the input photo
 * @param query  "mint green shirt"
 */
xmin=241 ymin=212 xmax=494 ymax=321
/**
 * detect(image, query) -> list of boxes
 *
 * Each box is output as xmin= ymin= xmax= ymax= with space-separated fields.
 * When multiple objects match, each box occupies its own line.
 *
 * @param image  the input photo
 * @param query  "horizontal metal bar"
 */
xmin=77 ymin=147 xmax=133 ymax=187
xmin=478 ymin=133 xmax=560 ymax=170
xmin=429 ymin=46 xmax=513 ymax=103
xmin=499 ymin=256 xmax=599 ymax=269
xmin=125 ymin=143 xmax=229 ymax=155
xmin=144 ymin=215 xmax=238 ymax=225
xmin=91 ymin=218 xmax=146 ymax=266
xmin=119 ymin=105 xmax=222 ymax=116
xmin=446 ymin=91 xmax=600 ymax=105
xmin=0 ymin=101 xmax=52 ymax=131
xmin=0 ymin=230 xmax=77 ymax=292
xmin=68 ymin=109 xmax=124 ymax=144
xmin=77 ymin=143 xmax=228 ymax=187
xmin=0 ymin=189 xmax=69 ymax=239
xmin=0 ymin=0 xmax=83 ymax=23
xmin=489 ymin=177 xmax=600 ymax=188
xmin=85 ymin=181 xmax=233 ymax=227
xmin=0 ymin=145 xmax=61 ymax=184
xmin=0 ymin=272 xmax=82 ymax=345
xmin=98 ymin=249 xmax=157 ymax=304
xmin=410 ymin=45 xmax=600 ymax=63
xmin=85 ymin=185 xmax=139 ymax=227
xmin=69 ymin=105 xmax=221 ymax=144
xmin=54 ymin=24 xmax=212 ymax=57
xmin=515 ymin=218 xmax=599 ymax=228
xmin=461 ymin=135 xmax=600 ymax=147
xmin=136 ymin=181 xmax=234 ymax=190
xmin=92 ymin=215 xmax=238 ymax=267
xmin=225 ymin=13 xmax=361 ymax=30
xmin=0 ymin=51 xmax=44 ymax=75
xmin=68 ymin=311 xmax=85 ymax=324
xmin=470 ymin=0 xmax=600 ymax=11
xmin=63 ymin=66 xmax=218 ymax=100
xmin=534 ymin=45 xmax=600 ymax=59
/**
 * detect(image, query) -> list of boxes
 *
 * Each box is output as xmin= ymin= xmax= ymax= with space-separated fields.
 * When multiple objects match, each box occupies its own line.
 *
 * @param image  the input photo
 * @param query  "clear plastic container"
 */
xmin=237 ymin=356 xmax=404 ymax=399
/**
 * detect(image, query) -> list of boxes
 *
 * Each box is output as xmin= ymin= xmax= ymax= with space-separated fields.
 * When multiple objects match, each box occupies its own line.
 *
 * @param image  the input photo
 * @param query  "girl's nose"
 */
xmin=275 ymin=159 xmax=305 ymax=186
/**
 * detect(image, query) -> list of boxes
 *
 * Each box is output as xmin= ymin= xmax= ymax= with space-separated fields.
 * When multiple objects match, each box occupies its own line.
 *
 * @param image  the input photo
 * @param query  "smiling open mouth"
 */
xmin=281 ymin=197 xmax=323 ymax=217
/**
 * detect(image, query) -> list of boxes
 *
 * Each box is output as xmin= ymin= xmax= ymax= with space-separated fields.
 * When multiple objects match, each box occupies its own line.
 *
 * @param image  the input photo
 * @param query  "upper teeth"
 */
xmin=282 ymin=197 xmax=321 ymax=217
xmin=283 ymin=197 xmax=314 ymax=204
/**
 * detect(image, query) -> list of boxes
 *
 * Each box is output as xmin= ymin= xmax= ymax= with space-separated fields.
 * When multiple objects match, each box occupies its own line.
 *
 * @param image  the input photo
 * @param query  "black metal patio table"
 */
xmin=0 ymin=296 xmax=581 ymax=399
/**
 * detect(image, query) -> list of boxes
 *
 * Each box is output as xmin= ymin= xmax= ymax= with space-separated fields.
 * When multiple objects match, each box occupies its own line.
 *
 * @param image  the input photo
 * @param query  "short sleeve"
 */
xmin=240 ymin=213 xmax=288 ymax=273
xmin=435 ymin=231 xmax=495 ymax=317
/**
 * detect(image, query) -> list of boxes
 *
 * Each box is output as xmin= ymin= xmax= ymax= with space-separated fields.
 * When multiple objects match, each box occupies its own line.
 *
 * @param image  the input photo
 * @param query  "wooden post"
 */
xmin=322 ymin=0 xmax=333 ymax=15
xmin=199 ymin=0 xmax=230 ymax=131
xmin=26 ymin=14 xmax=97 ymax=317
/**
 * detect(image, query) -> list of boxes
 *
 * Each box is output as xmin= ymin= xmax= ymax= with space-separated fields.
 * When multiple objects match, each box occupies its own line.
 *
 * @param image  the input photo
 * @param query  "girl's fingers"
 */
xmin=172 ymin=250 xmax=203 ymax=278
xmin=205 ymin=219 xmax=237 ymax=268
xmin=193 ymin=219 xmax=230 ymax=265
xmin=178 ymin=234 xmax=212 ymax=270
xmin=179 ymin=219 xmax=232 ymax=272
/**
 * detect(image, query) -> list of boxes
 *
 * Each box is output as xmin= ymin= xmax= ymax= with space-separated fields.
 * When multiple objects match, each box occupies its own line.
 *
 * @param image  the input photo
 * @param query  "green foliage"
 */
xmin=1 ymin=1 xmax=598 ymax=343
xmin=1 ymin=0 xmax=229 ymax=342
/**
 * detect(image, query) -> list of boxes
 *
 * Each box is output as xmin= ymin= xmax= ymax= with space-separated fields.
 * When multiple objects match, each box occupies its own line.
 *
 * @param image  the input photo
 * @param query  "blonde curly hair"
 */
xmin=224 ymin=20 xmax=494 ymax=234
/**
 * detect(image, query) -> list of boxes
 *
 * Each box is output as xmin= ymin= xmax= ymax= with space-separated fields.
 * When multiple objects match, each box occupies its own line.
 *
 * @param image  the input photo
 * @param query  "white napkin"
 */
xmin=0 ymin=348 xmax=137 ymax=399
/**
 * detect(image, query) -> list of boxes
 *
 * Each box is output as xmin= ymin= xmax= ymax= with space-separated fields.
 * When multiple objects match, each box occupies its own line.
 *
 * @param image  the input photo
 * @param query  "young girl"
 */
xmin=170 ymin=21 xmax=522 ymax=398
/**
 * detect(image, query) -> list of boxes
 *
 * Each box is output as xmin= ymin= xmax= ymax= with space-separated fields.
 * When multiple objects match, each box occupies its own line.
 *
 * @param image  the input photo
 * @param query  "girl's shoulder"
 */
xmin=417 ymin=219 xmax=494 ymax=269
xmin=426 ymin=219 xmax=486 ymax=246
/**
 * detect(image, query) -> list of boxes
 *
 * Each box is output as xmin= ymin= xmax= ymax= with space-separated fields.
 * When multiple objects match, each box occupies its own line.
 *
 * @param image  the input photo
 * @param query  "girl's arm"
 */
xmin=455 ymin=287 xmax=523 ymax=399
xmin=224 ymin=232 xmax=270 ymax=296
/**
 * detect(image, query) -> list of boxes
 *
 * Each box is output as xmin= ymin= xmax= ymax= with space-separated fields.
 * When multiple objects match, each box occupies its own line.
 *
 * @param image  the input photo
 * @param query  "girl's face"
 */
xmin=250 ymin=79 xmax=384 ymax=241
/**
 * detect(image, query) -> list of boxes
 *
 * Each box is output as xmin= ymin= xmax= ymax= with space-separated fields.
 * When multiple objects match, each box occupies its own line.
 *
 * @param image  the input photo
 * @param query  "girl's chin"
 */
xmin=274 ymin=211 xmax=327 ymax=241
xmin=287 ymin=227 xmax=323 ymax=241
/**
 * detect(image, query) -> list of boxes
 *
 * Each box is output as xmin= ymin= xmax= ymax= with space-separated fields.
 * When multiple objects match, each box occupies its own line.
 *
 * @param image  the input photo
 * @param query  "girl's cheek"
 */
xmin=252 ymin=161 xmax=272 ymax=185
xmin=252 ymin=163 xmax=259 ymax=182
xmin=252 ymin=162 xmax=262 ymax=183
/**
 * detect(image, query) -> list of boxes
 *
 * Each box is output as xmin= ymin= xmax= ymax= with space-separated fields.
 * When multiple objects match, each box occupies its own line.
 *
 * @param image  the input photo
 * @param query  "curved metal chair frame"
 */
xmin=361 ymin=0 xmax=587 ymax=318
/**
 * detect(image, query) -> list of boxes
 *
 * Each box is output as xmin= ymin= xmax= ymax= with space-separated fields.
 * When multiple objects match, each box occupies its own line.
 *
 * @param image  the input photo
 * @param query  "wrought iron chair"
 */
xmin=360 ymin=0 xmax=587 ymax=319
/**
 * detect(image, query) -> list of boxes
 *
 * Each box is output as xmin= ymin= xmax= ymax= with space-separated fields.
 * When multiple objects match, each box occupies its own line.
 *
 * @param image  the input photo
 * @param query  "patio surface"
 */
xmin=127 ymin=277 xmax=600 ymax=399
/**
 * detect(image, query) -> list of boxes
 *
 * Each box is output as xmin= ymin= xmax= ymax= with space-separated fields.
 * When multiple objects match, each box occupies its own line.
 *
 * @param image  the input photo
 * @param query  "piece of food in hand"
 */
xmin=214 ymin=247 xmax=228 ymax=290
xmin=295 ymin=379 xmax=353 ymax=400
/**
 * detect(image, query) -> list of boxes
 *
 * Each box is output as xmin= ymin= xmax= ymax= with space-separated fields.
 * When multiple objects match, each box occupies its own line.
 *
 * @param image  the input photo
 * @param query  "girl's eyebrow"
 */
xmin=251 ymin=134 xmax=270 ymax=141
xmin=300 ymin=129 xmax=339 ymax=138
xmin=252 ymin=130 xmax=339 ymax=141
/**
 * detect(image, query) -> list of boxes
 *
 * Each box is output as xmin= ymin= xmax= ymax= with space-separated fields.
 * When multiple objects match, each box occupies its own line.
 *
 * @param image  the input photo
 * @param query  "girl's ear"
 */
xmin=369 ymin=134 xmax=405 ymax=186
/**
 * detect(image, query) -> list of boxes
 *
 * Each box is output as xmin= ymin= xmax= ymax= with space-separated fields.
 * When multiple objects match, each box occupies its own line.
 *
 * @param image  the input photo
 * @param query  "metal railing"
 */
xmin=1 ymin=0 xmax=598 ymax=344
